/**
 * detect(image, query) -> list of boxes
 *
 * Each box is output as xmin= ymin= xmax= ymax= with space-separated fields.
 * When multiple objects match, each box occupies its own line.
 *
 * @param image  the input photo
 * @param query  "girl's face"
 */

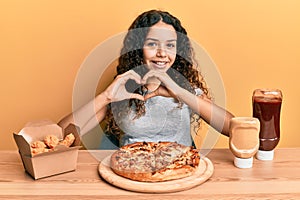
xmin=143 ymin=21 xmax=177 ymax=72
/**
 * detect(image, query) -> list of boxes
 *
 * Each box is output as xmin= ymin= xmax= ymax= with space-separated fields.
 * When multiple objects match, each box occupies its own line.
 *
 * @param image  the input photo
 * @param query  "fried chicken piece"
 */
xmin=30 ymin=133 xmax=75 ymax=155
xmin=44 ymin=135 xmax=59 ymax=149
xmin=31 ymin=147 xmax=53 ymax=155
xmin=31 ymin=147 xmax=44 ymax=155
xmin=31 ymin=141 xmax=47 ymax=149
xmin=59 ymin=133 xmax=75 ymax=147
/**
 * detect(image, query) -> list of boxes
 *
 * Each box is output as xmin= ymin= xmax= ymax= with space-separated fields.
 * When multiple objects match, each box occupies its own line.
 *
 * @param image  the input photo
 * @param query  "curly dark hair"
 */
xmin=105 ymin=10 xmax=210 ymax=140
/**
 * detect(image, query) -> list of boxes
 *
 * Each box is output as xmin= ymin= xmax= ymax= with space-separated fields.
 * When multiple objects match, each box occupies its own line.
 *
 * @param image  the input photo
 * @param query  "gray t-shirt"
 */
xmin=114 ymin=94 xmax=197 ymax=147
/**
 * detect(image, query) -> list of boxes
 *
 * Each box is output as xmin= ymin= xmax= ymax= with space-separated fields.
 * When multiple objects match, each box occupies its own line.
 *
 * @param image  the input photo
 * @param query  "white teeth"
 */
xmin=154 ymin=61 xmax=166 ymax=65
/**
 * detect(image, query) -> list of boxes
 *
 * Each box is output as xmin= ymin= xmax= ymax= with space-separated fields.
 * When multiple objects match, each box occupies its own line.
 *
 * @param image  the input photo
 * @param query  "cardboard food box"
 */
xmin=13 ymin=120 xmax=81 ymax=179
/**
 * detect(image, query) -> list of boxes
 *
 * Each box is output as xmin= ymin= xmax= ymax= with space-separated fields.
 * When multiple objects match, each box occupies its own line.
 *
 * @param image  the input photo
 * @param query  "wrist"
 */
xmin=96 ymin=92 xmax=111 ymax=108
xmin=175 ymin=87 xmax=188 ymax=100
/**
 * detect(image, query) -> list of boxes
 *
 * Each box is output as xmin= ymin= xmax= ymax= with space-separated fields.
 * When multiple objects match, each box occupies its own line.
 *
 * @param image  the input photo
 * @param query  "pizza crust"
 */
xmin=110 ymin=141 xmax=200 ymax=182
xmin=112 ymin=165 xmax=195 ymax=182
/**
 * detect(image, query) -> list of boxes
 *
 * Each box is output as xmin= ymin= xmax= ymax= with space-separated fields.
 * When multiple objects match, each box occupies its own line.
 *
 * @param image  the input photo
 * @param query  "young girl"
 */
xmin=58 ymin=10 xmax=234 ymax=148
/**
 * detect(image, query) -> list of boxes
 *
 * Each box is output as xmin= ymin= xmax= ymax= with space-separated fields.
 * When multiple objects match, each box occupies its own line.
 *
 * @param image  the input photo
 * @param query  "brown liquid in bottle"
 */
xmin=253 ymin=95 xmax=282 ymax=151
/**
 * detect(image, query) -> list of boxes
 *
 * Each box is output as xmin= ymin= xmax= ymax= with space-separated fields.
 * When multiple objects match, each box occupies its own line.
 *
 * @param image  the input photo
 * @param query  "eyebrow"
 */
xmin=145 ymin=38 xmax=177 ymax=42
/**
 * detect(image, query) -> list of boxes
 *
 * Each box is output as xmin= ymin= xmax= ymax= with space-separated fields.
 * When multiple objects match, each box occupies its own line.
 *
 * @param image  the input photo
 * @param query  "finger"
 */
xmin=144 ymin=92 xmax=157 ymax=101
xmin=125 ymin=70 xmax=143 ymax=84
xmin=141 ymin=70 xmax=160 ymax=84
xmin=129 ymin=93 xmax=145 ymax=101
xmin=142 ymin=70 xmax=170 ymax=86
xmin=128 ymin=70 xmax=142 ymax=79
xmin=144 ymin=86 xmax=163 ymax=100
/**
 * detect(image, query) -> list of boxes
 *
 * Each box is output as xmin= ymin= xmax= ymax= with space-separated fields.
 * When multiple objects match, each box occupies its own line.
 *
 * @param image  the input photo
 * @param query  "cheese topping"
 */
xmin=113 ymin=142 xmax=200 ymax=173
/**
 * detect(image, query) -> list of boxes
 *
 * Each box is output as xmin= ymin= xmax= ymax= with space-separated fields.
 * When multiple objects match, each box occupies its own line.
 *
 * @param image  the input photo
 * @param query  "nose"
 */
xmin=156 ymin=46 xmax=167 ymax=57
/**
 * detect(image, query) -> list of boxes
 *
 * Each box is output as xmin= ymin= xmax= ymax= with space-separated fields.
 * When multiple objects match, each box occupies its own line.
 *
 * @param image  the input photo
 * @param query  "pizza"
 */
xmin=110 ymin=141 xmax=200 ymax=182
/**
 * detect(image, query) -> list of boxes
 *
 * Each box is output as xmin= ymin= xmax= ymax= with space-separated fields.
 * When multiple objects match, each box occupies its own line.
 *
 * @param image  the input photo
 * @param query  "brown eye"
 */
xmin=166 ymin=43 xmax=176 ymax=49
xmin=145 ymin=42 xmax=158 ymax=48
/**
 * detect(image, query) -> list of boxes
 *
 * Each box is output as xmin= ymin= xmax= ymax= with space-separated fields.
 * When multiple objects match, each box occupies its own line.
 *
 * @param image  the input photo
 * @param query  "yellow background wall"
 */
xmin=1 ymin=0 xmax=299 ymax=150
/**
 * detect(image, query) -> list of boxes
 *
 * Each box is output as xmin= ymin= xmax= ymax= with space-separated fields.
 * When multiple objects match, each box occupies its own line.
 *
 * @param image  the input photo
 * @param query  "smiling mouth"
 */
xmin=151 ymin=61 xmax=168 ymax=68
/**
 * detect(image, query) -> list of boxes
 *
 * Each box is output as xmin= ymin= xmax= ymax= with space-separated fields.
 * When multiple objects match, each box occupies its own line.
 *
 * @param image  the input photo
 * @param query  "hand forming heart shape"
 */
xmin=104 ymin=69 xmax=178 ymax=103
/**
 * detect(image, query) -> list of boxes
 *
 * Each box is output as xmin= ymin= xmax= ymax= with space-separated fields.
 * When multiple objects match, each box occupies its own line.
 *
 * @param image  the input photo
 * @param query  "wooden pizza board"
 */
xmin=98 ymin=155 xmax=214 ymax=193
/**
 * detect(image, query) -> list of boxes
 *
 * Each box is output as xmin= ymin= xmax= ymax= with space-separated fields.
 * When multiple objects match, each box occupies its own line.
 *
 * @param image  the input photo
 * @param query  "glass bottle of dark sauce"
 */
xmin=252 ymin=89 xmax=282 ymax=160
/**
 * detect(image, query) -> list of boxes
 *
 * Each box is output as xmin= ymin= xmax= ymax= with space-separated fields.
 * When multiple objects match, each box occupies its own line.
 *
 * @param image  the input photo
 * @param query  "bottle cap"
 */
xmin=256 ymin=150 xmax=274 ymax=160
xmin=234 ymin=157 xmax=253 ymax=168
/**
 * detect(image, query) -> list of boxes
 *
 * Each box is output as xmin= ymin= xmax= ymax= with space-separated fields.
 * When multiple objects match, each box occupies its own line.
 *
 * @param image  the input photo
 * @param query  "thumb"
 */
xmin=144 ymin=89 xmax=159 ymax=101
xmin=130 ymin=93 xmax=145 ymax=101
